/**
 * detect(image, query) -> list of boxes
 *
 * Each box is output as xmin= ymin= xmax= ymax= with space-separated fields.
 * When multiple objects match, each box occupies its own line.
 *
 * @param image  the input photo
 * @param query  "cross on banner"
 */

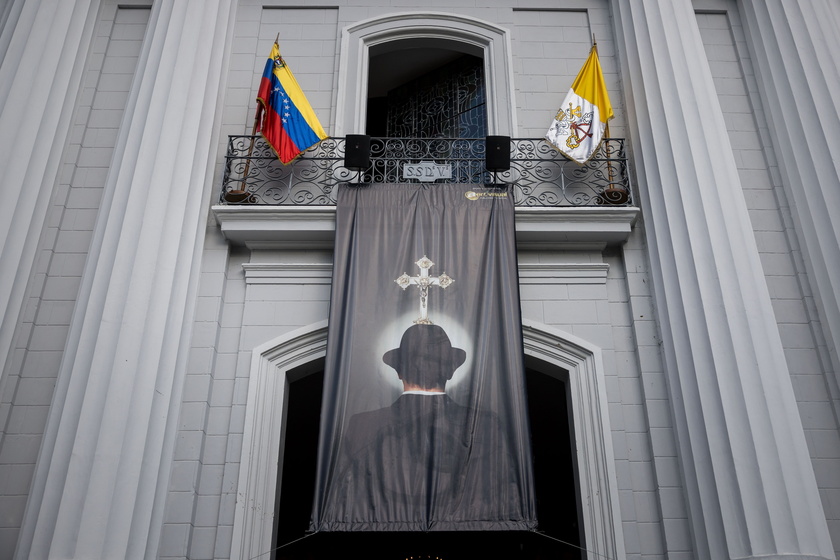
xmin=395 ymin=256 xmax=453 ymax=324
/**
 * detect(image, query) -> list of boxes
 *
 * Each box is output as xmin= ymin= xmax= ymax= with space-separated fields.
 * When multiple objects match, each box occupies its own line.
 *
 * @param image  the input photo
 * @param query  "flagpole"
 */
xmin=223 ymin=113 xmax=259 ymax=202
xmin=592 ymin=35 xmax=615 ymax=194
xmin=605 ymin=123 xmax=615 ymax=188
xmin=239 ymin=112 xmax=260 ymax=191
xmin=592 ymin=35 xmax=621 ymax=203
xmin=230 ymin=34 xmax=281 ymax=200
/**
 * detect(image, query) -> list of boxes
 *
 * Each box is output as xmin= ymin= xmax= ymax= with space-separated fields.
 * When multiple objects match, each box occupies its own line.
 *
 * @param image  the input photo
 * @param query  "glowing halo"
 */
xmin=374 ymin=310 xmax=475 ymax=396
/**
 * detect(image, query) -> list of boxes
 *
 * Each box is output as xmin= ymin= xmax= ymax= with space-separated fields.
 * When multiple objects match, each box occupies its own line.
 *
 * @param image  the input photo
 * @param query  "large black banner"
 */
xmin=310 ymin=183 xmax=536 ymax=532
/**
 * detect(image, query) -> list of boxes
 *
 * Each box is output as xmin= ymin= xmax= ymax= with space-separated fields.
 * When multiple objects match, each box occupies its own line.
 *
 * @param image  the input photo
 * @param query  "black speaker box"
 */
xmin=344 ymin=134 xmax=371 ymax=170
xmin=485 ymin=135 xmax=510 ymax=172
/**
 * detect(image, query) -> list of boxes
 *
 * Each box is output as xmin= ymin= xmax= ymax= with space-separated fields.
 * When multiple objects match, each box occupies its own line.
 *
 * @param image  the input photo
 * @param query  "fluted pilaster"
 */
xmin=740 ymin=0 xmax=840 ymax=389
xmin=0 ymin=0 xmax=99 ymax=397
xmin=16 ymin=1 xmax=236 ymax=558
xmin=610 ymin=1 xmax=834 ymax=558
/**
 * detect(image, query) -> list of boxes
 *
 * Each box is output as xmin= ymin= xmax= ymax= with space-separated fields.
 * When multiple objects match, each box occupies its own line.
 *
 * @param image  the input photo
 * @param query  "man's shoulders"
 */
xmin=347 ymin=404 xmax=396 ymax=429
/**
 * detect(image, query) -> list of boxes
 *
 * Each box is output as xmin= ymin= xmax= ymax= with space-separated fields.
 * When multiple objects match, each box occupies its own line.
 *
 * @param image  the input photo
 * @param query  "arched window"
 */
xmin=366 ymin=40 xmax=486 ymax=139
xmin=333 ymin=12 xmax=517 ymax=137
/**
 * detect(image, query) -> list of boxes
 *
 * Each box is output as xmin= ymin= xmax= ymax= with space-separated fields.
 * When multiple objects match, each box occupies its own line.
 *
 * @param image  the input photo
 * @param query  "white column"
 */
xmin=740 ymin=0 xmax=840 ymax=388
xmin=0 ymin=0 xmax=99 ymax=393
xmin=15 ymin=1 xmax=236 ymax=558
xmin=610 ymin=1 xmax=834 ymax=559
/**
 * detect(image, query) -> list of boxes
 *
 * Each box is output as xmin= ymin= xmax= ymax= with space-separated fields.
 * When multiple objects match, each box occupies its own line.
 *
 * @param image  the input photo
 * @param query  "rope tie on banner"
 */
xmin=532 ymin=530 xmax=616 ymax=560
xmin=246 ymin=532 xmax=317 ymax=560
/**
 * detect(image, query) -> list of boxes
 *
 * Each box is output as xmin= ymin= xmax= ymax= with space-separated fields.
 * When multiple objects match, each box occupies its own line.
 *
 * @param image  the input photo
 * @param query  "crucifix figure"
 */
xmin=395 ymin=256 xmax=453 ymax=324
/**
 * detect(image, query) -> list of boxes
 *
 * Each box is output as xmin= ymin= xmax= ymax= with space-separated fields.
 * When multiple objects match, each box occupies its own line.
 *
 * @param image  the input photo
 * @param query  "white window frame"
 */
xmin=332 ymin=11 xmax=518 ymax=137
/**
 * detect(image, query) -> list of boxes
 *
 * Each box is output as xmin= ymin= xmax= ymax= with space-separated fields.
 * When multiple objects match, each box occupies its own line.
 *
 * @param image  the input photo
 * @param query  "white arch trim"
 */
xmin=231 ymin=320 xmax=624 ymax=560
xmin=333 ymin=11 xmax=518 ymax=136
xmin=521 ymin=320 xmax=626 ymax=560
xmin=231 ymin=321 xmax=329 ymax=560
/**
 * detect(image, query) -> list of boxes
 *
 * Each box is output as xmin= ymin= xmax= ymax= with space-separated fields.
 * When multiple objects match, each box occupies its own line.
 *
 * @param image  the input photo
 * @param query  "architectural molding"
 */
xmin=517 ymin=262 xmax=610 ymax=284
xmin=214 ymin=206 xmax=336 ymax=250
xmin=740 ymin=0 xmax=840 ymax=389
xmin=212 ymin=205 xmax=639 ymax=251
xmin=242 ymin=262 xmax=334 ymax=284
xmin=0 ymin=0 xmax=100 ymax=395
xmin=520 ymin=321 xmax=626 ymax=560
xmin=514 ymin=207 xmax=639 ymax=250
xmin=231 ymin=321 xmax=329 ymax=560
xmin=610 ymin=0 xmax=834 ymax=558
xmin=333 ymin=11 xmax=518 ymax=136
xmin=16 ymin=1 xmax=238 ymax=558
xmin=241 ymin=261 xmax=608 ymax=286
xmin=231 ymin=320 xmax=624 ymax=560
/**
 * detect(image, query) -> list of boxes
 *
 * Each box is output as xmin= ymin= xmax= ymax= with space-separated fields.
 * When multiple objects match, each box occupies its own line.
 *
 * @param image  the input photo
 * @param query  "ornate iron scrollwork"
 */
xmin=220 ymin=136 xmax=632 ymax=207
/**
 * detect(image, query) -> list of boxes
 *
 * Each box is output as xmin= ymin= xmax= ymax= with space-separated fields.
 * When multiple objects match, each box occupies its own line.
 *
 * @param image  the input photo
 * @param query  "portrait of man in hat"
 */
xmin=321 ymin=323 xmax=522 ymax=529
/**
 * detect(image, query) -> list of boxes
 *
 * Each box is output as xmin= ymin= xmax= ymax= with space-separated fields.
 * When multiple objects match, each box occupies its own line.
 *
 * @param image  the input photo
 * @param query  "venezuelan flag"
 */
xmin=256 ymin=41 xmax=327 ymax=164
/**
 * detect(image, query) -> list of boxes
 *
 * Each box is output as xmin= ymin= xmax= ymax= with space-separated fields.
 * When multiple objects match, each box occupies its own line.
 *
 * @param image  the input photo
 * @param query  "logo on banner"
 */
xmin=465 ymin=189 xmax=508 ymax=201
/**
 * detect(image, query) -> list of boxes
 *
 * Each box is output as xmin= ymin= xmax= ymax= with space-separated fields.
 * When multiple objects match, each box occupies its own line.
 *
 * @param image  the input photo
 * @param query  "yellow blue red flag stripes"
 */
xmin=256 ymin=41 xmax=327 ymax=164
xmin=546 ymin=44 xmax=613 ymax=164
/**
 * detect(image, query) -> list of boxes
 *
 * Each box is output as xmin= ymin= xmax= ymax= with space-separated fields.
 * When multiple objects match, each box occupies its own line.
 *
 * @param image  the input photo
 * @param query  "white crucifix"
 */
xmin=395 ymin=255 xmax=453 ymax=324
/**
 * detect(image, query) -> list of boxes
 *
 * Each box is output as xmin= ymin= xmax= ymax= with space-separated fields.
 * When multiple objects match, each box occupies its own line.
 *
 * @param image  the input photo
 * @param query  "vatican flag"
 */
xmin=546 ymin=45 xmax=613 ymax=164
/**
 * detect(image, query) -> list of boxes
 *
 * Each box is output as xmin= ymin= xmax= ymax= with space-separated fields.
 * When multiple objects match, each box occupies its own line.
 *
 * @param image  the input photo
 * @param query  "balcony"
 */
xmin=212 ymin=137 xmax=639 ymax=250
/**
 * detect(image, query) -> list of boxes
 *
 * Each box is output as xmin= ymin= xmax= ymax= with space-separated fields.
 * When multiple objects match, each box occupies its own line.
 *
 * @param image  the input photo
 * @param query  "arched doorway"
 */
xmin=269 ymin=356 xmax=587 ymax=560
xmin=524 ymin=358 xmax=585 ymax=558
xmin=272 ymin=360 xmax=325 ymax=550
xmin=231 ymin=321 xmax=624 ymax=560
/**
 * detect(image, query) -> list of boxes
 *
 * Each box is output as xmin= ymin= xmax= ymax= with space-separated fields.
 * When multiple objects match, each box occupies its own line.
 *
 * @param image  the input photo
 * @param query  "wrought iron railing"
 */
xmin=219 ymin=136 xmax=632 ymax=207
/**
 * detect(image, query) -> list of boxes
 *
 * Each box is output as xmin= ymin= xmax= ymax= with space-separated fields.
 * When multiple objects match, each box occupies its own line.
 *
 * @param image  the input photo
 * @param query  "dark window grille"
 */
xmin=386 ymin=55 xmax=487 ymax=140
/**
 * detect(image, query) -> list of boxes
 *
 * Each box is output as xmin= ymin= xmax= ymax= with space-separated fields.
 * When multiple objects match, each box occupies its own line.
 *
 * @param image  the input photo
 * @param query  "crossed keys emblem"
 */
xmin=557 ymin=102 xmax=594 ymax=149
xmin=395 ymin=256 xmax=453 ymax=325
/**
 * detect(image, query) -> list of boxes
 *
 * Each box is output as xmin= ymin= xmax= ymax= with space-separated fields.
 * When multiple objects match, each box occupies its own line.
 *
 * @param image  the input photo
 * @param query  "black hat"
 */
xmin=382 ymin=324 xmax=466 ymax=374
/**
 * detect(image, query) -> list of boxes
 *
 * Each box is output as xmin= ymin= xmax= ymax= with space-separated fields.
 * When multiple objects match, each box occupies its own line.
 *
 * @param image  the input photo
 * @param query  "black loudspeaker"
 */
xmin=485 ymin=135 xmax=511 ymax=172
xmin=344 ymin=134 xmax=371 ymax=170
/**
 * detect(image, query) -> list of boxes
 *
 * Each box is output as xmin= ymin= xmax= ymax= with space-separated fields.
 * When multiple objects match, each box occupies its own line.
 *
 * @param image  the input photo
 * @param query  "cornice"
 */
xmin=212 ymin=205 xmax=640 ymax=251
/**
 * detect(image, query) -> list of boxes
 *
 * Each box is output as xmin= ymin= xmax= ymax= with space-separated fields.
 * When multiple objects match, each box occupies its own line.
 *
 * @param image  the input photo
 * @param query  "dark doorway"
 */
xmin=273 ymin=360 xmax=325 ymax=555
xmin=272 ymin=356 xmax=585 ymax=560
xmin=524 ymin=358 xmax=586 ymax=559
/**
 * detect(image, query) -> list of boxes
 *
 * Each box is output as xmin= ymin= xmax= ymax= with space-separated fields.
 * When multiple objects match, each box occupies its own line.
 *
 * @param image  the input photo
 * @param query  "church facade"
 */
xmin=0 ymin=0 xmax=839 ymax=559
